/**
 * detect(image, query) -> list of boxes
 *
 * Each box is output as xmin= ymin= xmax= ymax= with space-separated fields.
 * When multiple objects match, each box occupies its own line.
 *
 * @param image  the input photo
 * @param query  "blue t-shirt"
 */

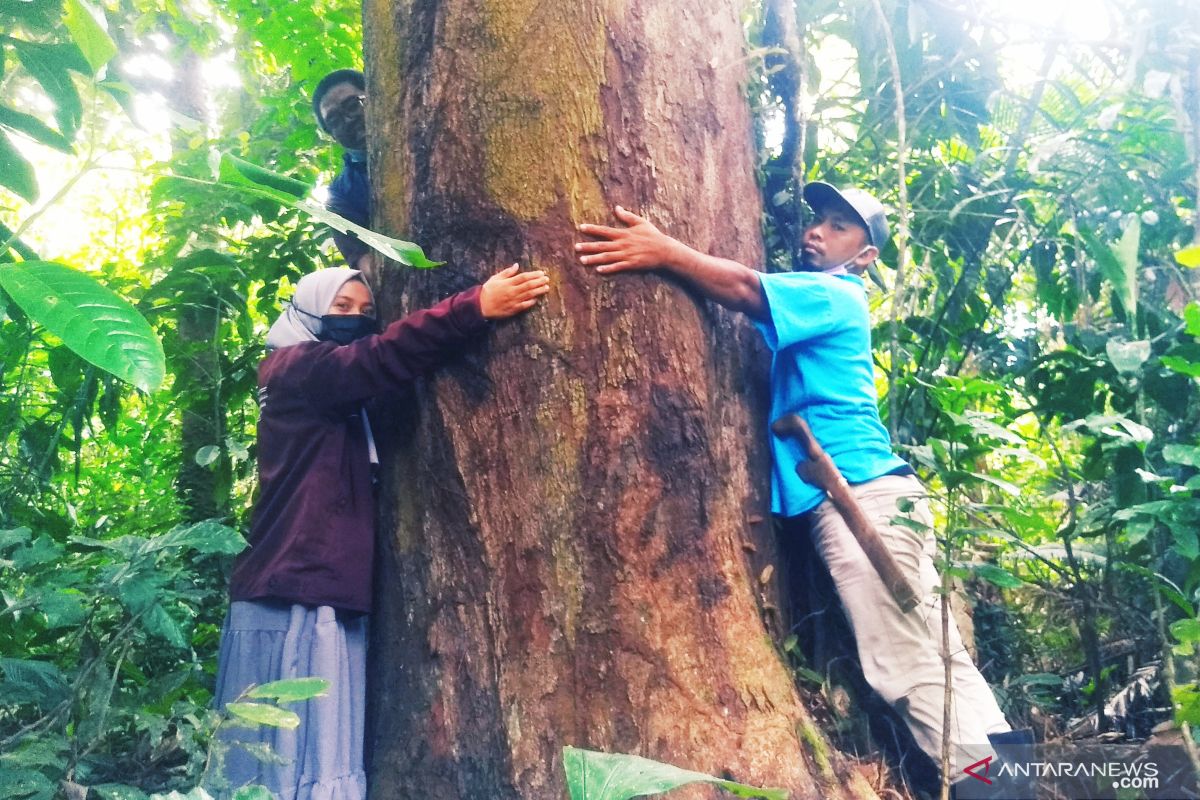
xmin=754 ymin=271 xmax=909 ymax=516
xmin=327 ymin=151 xmax=371 ymax=262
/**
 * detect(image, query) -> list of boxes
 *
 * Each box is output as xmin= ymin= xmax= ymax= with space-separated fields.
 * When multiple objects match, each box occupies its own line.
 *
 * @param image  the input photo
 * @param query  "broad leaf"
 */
xmin=0 ymin=261 xmax=165 ymax=392
xmin=142 ymin=604 xmax=187 ymax=649
xmin=1170 ymin=619 xmax=1200 ymax=645
xmin=63 ymin=0 xmax=117 ymax=74
xmin=11 ymin=40 xmax=85 ymax=141
xmin=1185 ymin=303 xmax=1200 ymax=338
xmin=1163 ymin=445 xmax=1200 ymax=468
xmin=0 ymin=658 xmax=70 ymax=709
xmin=150 ymin=520 xmax=247 ymax=556
xmin=225 ymin=702 xmax=301 ymax=729
xmin=0 ymin=106 xmax=71 ymax=153
xmin=1161 ymin=355 xmax=1200 ymax=378
xmin=562 ymin=747 xmax=786 ymax=800
xmin=1105 ymin=339 xmax=1150 ymax=374
xmin=212 ymin=152 xmax=440 ymax=268
xmin=0 ymin=130 xmax=38 ymax=202
xmin=246 ymin=677 xmax=330 ymax=703
xmin=973 ymin=564 xmax=1023 ymax=589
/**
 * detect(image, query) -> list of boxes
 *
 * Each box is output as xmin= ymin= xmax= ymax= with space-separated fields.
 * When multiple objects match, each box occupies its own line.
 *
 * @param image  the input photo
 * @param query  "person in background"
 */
xmin=210 ymin=263 xmax=550 ymax=798
xmin=312 ymin=69 xmax=372 ymax=277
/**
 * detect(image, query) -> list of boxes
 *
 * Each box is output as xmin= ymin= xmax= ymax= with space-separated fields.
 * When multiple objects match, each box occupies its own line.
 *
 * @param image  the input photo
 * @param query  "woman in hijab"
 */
xmin=210 ymin=263 xmax=549 ymax=798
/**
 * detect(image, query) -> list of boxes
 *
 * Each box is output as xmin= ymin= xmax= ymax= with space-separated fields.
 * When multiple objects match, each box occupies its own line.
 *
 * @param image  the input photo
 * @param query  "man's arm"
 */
xmin=576 ymin=206 xmax=767 ymax=321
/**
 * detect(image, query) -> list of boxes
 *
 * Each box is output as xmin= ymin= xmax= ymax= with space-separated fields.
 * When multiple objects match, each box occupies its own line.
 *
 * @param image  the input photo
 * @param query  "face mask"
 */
xmin=318 ymin=314 xmax=378 ymax=345
xmin=814 ymin=245 xmax=872 ymax=276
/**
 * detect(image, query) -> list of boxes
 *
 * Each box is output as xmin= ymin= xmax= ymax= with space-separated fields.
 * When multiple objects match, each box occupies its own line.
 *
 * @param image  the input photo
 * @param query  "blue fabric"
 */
xmin=326 ymin=153 xmax=370 ymax=262
xmin=754 ymin=271 xmax=910 ymax=516
xmin=209 ymin=601 xmax=367 ymax=800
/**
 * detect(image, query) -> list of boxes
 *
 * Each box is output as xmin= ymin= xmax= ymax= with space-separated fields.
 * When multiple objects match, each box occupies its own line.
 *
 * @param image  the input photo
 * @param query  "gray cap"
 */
xmin=802 ymin=182 xmax=890 ymax=250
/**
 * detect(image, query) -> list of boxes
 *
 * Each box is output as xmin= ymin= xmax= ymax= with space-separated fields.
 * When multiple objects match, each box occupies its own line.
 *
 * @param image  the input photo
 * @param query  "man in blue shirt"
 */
xmin=313 ymin=69 xmax=373 ymax=278
xmin=576 ymin=184 xmax=1016 ymax=783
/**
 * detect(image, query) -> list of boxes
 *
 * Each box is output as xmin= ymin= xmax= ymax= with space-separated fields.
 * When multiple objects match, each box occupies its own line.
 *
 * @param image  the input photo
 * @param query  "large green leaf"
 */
xmin=225 ymin=702 xmax=301 ymax=730
xmin=212 ymin=152 xmax=441 ymax=268
xmin=0 ymin=106 xmax=71 ymax=153
xmin=0 ymin=130 xmax=38 ymax=202
xmin=63 ymin=0 xmax=117 ymax=74
xmin=0 ymin=261 xmax=165 ymax=392
xmin=149 ymin=520 xmax=248 ymax=556
xmin=11 ymin=40 xmax=85 ymax=141
xmin=562 ymin=747 xmax=787 ymax=800
xmin=246 ymin=677 xmax=330 ymax=703
xmin=1081 ymin=219 xmax=1139 ymax=319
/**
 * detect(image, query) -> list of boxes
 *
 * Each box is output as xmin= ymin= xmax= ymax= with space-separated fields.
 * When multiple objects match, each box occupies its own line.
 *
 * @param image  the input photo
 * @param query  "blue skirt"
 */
xmin=210 ymin=601 xmax=367 ymax=800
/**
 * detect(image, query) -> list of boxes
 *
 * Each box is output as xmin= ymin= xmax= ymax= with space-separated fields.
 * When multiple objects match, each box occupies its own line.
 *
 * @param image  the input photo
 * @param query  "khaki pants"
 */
xmin=808 ymin=473 xmax=1010 ymax=776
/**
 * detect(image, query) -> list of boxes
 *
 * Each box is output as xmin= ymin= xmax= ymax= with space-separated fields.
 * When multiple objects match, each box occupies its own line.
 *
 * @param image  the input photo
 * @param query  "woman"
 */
xmin=210 ymin=264 xmax=549 ymax=798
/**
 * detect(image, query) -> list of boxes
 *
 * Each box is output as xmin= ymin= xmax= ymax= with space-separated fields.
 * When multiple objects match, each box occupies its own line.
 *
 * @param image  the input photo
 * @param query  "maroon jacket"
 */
xmin=229 ymin=285 xmax=487 ymax=612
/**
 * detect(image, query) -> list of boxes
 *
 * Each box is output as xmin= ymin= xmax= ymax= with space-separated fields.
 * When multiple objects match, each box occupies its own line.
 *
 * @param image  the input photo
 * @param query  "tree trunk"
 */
xmin=363 ymin=2 xmax=876 ymax=798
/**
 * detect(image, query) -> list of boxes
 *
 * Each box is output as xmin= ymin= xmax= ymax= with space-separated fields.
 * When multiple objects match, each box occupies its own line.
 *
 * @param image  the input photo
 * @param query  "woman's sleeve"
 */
xmin=289 ymin=285 xmax=490 ymax=407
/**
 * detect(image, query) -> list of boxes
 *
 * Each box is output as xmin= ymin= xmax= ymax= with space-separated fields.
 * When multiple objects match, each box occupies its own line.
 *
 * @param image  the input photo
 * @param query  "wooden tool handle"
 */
xmin=771 ymin=414 xmax=921 ymax=613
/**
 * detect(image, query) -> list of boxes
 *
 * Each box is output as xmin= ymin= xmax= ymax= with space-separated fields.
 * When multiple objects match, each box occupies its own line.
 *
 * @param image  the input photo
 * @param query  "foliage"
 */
xmin=1 ymin=0 xmax=364 ymax=793
xmin=561 ymin=747 xmax=786 ymax=800
xmin=1 ymin=0 xmax=1200 ymax=793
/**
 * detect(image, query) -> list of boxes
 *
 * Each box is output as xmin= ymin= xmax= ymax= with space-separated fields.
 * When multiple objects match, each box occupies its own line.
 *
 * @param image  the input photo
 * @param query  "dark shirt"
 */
xmin=327 ymin=152 xmax=371 ymax=264
xmin=228 ymin=286 xmax=488 ymax=612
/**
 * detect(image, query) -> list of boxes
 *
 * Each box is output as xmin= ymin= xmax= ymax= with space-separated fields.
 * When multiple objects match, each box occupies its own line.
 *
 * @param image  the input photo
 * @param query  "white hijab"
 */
xmin=263 ymin=266 xmax=380 ymax=464
xmin=265 ymin=267 xmax=370 ymax=350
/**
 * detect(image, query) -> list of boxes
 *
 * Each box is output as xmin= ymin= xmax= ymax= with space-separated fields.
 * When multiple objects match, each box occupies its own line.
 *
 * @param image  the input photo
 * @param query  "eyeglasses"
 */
xmin=325 ymin=94 xmax=365 ymax=132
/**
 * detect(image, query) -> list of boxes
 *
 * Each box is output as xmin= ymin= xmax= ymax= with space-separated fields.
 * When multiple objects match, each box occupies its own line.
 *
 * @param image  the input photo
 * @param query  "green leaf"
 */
xmin=142 ymin=604 xmax=187 ymax=649
xmin=194 ymin=445 xmax=220 ymax=467
xmin=0 ymin=527 xmax=33 ymax=553
xmin=1172 ymin=522 xmax=1200 ymax=561
xmin=1170 ymin=619 xmax=1200 ymax=645
xmin=11 ymin=40 xmax=85 ymax=141
xmin=0 ymin=658 xmax=70 ymax=709
xmin=151 ymin=520 xmax=247 ymax=556
xmin=222 ymin=153 xmax=310 ymax=198
xmin=0 ymin=768 xmax=56 ymax=800
xmin=1176 ymin=246 xmax=1200 ymax=269
xmin=1163 ymin=444 xmax=1200 ymax=468
xmin=1160 ymin=355 xmax=1200 ymax=378
xmin=561 ymin=747 xmax=786 ymax=800
xmin=246 ymin=677 xmax=330 ymax=703
xmin=973 ymin=563 xmax=1023 ymax=589
xmin=0 ymin=106 xmax=71 ymax=153
xmin=1106 ymin=339 xmax=1151 ymax=374
xmin=0 ymin=130 xmax=38 ymax=202
xmin=225 ymin=702 xmax=301 ymax=730
xmin=1184 ymin=303 xmax=1200 ymax=338
xmin=34 ymin=588 xmax=87 ymax=629
xmin=298 ymin=199 xmax=442 ymax=268
xmin=1174 ymin=685 xmax=1200 ymax=726
xmin=1081 ymin=219 xmax=1139 ymax=319
xmin=63 ymin=0 xmax=117 ymax=74
xmin=210 ymin=153 xmax=440 ymax=268
xmin=231 ymin=788 xmax=273 ymax=800
xmin=0 ymin=261 xmax=165 ymax=392
xmin=969 ymin=472 xmax=1022 ymax=497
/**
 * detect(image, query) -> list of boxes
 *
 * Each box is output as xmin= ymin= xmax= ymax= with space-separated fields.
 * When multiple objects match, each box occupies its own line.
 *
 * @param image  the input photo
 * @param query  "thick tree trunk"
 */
xmin=363 ymin=2 xmax=876 ymax=798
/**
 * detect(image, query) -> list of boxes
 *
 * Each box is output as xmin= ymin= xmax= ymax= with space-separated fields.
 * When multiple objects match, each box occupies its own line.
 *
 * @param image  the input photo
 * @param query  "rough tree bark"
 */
xmin=362 ymin=2 xmax=878 ymax=798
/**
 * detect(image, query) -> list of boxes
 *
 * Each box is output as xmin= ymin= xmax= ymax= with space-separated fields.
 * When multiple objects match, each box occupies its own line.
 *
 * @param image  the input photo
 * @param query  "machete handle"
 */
xmin=771 ymin=413 xmax=922 ymax=613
